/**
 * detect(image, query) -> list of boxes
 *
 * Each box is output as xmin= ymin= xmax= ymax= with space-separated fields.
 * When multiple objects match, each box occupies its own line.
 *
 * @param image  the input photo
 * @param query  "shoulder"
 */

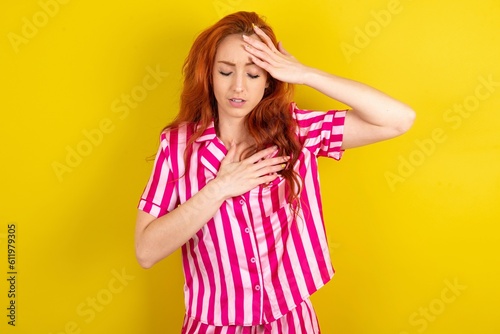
xmin=160 ymin=122 xmax=196 ymax=146
xmin=290 ymin=102 xmax=347 ymax=128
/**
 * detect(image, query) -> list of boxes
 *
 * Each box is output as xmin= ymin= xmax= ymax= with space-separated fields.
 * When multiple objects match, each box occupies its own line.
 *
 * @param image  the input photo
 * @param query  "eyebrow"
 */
xmin=217 ymin=60 xmax=255 ymax=66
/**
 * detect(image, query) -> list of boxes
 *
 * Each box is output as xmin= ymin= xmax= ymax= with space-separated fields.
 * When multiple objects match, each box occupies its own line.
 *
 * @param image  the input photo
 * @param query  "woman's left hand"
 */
xmin=243 ymin=25 xmax=309 ymax=85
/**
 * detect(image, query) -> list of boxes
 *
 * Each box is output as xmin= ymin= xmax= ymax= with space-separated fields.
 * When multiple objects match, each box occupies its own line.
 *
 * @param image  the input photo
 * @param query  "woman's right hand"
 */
xmin=211 ymin=144 xmax=289 ymax=200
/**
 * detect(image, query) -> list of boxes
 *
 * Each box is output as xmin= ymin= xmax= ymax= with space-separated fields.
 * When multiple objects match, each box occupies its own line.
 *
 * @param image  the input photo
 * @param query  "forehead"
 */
xmin=215 ymin=34 xmax=261 ymax=61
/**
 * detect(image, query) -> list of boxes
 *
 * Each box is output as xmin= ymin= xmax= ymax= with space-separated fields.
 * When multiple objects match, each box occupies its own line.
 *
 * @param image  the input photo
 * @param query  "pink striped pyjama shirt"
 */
xmin=138 ymin=103 xmax=346 ymax=333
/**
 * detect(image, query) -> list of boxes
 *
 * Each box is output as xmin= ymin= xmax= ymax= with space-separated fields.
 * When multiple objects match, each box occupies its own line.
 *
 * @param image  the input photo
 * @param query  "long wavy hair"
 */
xmin=165 ymin=11 xmax=302 ymax=205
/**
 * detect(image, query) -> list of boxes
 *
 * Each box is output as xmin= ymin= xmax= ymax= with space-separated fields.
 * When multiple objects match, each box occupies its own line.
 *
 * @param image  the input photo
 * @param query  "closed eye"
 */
xmin=218 ymin=71 xmax=260 ymax=79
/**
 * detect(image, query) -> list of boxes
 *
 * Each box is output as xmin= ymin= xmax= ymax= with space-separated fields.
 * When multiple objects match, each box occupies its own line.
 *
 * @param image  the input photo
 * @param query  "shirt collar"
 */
xmin=194 ymin=120 xmax=227 ymax=175
xmin=195 ymin=120 xmax=217 ymax=143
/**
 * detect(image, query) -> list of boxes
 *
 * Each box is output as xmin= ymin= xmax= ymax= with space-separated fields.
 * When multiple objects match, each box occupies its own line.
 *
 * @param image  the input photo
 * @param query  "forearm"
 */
xmin=244 ymin=25 xmax=415 ymax=148
xmin=135 ymin=144 xmax=290 ymax=268
xmin=302 ymin=68 xmax=415 ymax=130
xmin=135 ymin=180 xmax=225 ymax=268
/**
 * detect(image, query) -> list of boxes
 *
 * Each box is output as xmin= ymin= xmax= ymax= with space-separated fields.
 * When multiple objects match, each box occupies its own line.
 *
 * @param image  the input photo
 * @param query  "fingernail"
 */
xmin=242 ymin=34 xmax=248 ymax=39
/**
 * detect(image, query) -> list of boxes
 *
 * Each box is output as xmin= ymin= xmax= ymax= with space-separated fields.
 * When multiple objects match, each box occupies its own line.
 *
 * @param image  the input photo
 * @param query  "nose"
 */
xmin=232 ymin=72 xmax=245 ymax=93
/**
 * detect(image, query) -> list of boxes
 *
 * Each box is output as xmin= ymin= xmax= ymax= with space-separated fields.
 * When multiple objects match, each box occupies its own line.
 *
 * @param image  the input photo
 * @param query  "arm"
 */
xmin=243 ymin=26 xmax=416 ymax=149
xmin=301 ymin=70 xmax=415 ymax=149
xmin=135 ymin=144 xmax=288 ymax=268
xmin=135 ymin=181 xmax=225 ymax=269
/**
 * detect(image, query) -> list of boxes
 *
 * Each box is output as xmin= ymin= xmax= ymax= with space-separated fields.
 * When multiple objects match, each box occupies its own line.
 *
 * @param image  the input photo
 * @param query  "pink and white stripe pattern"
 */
xmin=182 ymin=298 xmax=320 ymax=333
xmin=138 ymin=103 xmax=346 ymax=327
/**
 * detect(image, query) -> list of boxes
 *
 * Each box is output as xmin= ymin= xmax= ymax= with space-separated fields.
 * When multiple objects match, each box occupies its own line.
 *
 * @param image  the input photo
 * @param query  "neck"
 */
xmin=217 ymin=117 xmax=252 ymax=148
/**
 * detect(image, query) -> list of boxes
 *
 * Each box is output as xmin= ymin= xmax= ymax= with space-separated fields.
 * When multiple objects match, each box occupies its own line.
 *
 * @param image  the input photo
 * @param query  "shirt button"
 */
xmin=250 ymin=257 xmax=256 ymax=263
xmin=244 ymin=227 xmax=250 ymax=233
xmin=254 ymin=285 xmax=261 ymax=291
xmin=239 ymin=199 xmax=245 ymax=205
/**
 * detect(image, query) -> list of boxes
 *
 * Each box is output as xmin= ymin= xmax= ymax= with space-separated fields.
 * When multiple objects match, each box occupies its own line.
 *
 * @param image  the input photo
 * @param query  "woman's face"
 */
xmin=212 ymin=33 xmax=268 ymax=123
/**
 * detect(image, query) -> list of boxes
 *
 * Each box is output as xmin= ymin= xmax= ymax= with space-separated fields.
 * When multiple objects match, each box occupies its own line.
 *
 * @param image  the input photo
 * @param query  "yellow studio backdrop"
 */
xmin=0 ymin=0 xmax=499 ymax=333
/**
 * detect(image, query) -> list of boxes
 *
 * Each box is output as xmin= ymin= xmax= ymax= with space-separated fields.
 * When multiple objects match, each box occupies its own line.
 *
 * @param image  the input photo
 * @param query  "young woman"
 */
xmin=135 ymin=11 xmax=415 ymax=334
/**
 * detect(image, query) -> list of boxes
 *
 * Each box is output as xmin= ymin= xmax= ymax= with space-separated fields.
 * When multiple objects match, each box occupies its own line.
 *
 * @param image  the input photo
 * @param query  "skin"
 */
xmin=135 ymin=26 xmax=415 ymax=269
xmin=243 ymin=25 xmax=415 ymax=149
xmin=212 ymin=33 xmax=269 ymax=157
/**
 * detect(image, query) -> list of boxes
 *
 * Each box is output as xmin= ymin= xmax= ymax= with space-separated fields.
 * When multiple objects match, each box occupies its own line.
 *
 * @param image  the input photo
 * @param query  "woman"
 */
xmin=135 ymin=11 xmax=415 ymax=334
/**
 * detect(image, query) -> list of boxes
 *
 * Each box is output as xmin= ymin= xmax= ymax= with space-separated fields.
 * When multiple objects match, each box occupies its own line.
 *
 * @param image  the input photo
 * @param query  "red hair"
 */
xmin=165 ymin=11 xmax=302 ymax=205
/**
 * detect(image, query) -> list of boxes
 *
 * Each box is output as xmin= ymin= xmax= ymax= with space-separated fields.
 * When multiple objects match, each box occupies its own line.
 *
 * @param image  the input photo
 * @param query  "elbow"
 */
xmin=137 ymin=258 xmax=155 ymax=270
xmin=136 ymin=255 xmax=154 ymax=270
xmin=135 ymin=241 xmax=175 ymax=269
xmin=135 ymin=246 xmax=157 ymax=269
xmin=394 ymin=105 xmax=416 ymax=135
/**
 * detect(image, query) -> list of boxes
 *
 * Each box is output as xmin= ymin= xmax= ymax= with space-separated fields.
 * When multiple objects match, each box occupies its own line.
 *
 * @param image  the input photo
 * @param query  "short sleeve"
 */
xmin=291 ymin=102 xmax=347 ymax=160
xmin=137 ymin=133 xmax=179 ymax=218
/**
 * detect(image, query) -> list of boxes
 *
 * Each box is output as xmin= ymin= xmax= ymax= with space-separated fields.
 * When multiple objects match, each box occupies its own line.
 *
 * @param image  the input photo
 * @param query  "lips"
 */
xmin=228 ymin=98 xmax=246 ymax=107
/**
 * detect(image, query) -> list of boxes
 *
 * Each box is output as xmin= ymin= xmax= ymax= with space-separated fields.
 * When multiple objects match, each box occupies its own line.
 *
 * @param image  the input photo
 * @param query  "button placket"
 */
xmin=238 ymin=195 xmax=246 ymax=206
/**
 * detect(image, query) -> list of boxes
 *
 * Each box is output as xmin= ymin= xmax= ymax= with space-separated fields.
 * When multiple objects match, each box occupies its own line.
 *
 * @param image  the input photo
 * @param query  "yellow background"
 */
xmin=1 ymin=0 xmax=499 ymax=333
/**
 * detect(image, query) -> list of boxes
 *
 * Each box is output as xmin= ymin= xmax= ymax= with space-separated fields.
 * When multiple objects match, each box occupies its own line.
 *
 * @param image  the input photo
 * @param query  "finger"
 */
xmin=244 ymin=46 xmax=275 ymax=72
xmin=256 ymin=171 xmax=281 ymax=185
xmin=252 ymin=24 xmax=279 ymax=53
xmin=243 ymin=42 xmax=266 ymax=59
xmin=257 ymin=155 xmax=290 ymax=167
xmin=243 ymin=34 xmax=279 ymax=60
xmin=277 ymin=41 xmax=291 ymax=56
xmin=242 ymin=38 xmax=272 ymax=62
xmin=253 ymin=156 xmax=289 ymax=173
xmin=257 ymin=161 xmax=288 ymax=176
xmin=245 ymin=51 xmax=271 ymax=73
xmin=244 ymin=146 xmax=278 ymax=164
xmin=244 ymin=155 xmax=289 ymax=179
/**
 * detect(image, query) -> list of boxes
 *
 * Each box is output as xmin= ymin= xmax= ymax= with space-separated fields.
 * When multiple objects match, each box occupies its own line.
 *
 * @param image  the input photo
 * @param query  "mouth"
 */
xmin=228 ymin=98 xmax=246 ymax=107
